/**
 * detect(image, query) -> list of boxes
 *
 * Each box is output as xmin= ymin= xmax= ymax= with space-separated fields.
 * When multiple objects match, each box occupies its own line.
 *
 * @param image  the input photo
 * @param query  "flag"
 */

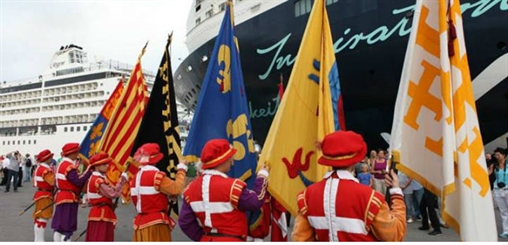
xmin=130 ymin=34 xmax=183 ymax=216
xmin=270 ymin=196 xmax=288 ymax=241
xmin=389 ymin=0 xmax=496 ymax=241
xmin=100 ymin=43 xmax=149 ymax=202
xmin=258 ymin=0 xmax=337 ymax=216
xmin=79 ymin=80 xmax=124 ymax=163
xmin=183 ymin=0 xmax=256 ymax=185
xmin=277 ymin=74 xmax=284 ymax=101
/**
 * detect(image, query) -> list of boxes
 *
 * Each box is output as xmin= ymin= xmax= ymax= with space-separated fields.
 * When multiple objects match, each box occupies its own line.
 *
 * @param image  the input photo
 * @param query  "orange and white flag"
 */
xmin=390 ymin=0 xmax=496 ymax=241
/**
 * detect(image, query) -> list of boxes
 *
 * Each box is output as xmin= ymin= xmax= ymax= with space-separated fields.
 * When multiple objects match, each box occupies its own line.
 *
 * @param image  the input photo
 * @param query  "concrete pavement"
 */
xmin=0 ymin=183 xmax=506 ymax=242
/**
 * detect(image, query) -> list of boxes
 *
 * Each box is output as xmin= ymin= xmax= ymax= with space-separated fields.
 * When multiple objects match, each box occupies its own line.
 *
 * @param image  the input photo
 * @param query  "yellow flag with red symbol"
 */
xmin=258 ymin=0 xmax=337 ymax=216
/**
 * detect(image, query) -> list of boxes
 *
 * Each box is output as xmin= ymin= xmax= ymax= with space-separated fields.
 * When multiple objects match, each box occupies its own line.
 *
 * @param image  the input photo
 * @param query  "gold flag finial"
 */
xmin=139 ymin=41 xmax=149 ymax=60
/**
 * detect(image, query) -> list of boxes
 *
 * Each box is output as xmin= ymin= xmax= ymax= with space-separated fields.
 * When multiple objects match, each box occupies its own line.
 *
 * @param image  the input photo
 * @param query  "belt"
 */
xmin=37 ymin=188 xmax=53 ymax=192
xmin=203 ymin=232 xmax=246 ymax=241
xmin=95 ymin=202 xmax=115 ymax=209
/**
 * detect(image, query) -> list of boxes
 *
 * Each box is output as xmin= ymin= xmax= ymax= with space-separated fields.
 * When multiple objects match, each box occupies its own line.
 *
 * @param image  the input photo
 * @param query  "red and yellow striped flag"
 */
xmin=100 ymin=44 xmax=149 ymax=202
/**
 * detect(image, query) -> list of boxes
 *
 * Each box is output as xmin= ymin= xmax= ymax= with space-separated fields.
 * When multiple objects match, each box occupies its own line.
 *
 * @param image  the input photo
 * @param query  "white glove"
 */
xmin=121 ymin=172 xmax=128 ymax=180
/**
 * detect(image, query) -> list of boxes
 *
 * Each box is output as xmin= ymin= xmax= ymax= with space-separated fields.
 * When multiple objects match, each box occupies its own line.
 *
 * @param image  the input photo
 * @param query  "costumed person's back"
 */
xmin=292 ymin=130 xmax=407 ymax=241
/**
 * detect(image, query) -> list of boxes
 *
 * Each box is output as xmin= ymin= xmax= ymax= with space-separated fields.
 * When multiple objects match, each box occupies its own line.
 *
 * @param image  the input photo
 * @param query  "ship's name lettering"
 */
xmin=257 ymin=0 xmax=507 ymax=80
xmin=50 ymin=61 xmax=65 ymax=69
xmin=249 ymin=95 xmax=281 ymax=119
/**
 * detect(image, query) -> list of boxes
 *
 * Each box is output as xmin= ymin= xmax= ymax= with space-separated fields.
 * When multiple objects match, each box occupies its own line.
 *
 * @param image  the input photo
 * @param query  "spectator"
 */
xmin=0 ymin=155 xmax=8 ymax=186
xmin=491 ymin=147 xmax=508 ymax=238
xmin=398 ymin=171 xmax=415 ymax=223
xmin=371 ymin=149 xmax=388 ymax=194
xmin=23 ymin=153 xmax=33 ymax=182
xmin=4 ymin=151 xmax=21 ymax=192
xmin=357 ymin=163 xmax=373 ymax=187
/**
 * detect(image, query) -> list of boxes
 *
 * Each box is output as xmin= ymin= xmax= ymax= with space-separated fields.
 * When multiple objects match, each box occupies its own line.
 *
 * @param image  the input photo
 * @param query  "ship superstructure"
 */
xmin=1 ymin=44 xmax=192 ymax=156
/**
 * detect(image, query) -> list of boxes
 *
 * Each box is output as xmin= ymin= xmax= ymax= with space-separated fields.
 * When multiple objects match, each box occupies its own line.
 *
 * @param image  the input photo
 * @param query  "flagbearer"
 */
xmin=178 ymin=139 xmax=270 ymax=242
xmin=130 ymin=143 xmax=188 ymax=241
xmin=85 ymin=152 xmax=128 ymax=241
xmin=52 ymin=143 xmax=93 ymax=242
xmin=32 ymin=149 xmax=56 ymax=242
xmin=292 ymin=131 xmax=406 ymax=241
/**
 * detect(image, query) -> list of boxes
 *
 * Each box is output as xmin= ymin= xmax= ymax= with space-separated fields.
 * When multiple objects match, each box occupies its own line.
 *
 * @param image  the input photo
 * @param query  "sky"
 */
xmin=0 ymin=0 xmax=193 ymax=82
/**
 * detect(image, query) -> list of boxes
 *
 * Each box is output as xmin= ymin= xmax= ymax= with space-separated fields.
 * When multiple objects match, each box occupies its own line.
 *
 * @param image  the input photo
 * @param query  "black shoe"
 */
xmin=418 ymin=226 xmax=430 ymax=231
xmin=429 ymin=230 xmax=442 ymax=235
xmin=13 ymin=189 xmax=18 ymax=192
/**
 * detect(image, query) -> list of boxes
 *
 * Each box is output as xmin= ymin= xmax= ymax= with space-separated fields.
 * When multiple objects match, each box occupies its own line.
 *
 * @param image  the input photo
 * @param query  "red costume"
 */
xmin=179 ymin=139 xmax=269 ymax=242
xmin=32 ymin=149 xmax=55 ymax=242
xmin=85 ymin=153 xmax=126 ymax=241
xmin=130 ymin=143 xmax=187 ymax=241
xmin=292 ymin=131 xmax=407 ymax=241
xmin=52 ymin=143 xmax=92 ymax=242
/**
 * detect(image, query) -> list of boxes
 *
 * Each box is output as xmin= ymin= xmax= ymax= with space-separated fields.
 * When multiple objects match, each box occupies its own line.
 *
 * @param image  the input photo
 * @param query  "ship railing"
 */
xmin=1 ymin=59 xmax=155 ymax=88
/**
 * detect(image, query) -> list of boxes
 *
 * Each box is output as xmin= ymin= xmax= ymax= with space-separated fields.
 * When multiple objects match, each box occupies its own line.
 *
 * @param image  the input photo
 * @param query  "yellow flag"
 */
xmin=259 ymin=0 xmax=337 ymax=216
xmin=389 ymin=0 xmax=496 ymax=241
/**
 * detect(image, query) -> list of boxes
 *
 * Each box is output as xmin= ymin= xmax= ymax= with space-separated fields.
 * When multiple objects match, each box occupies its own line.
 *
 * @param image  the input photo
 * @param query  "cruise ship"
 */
xmin=0 ymin=44 xmax=192 ymax=156
xmin=173 ymin=0 xmax=508 ymax=151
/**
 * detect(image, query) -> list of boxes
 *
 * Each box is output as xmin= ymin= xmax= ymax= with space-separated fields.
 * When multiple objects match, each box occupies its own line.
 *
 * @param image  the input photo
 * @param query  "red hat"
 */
xmin=135 ymin=143 xmax=164 ymax=165
xmin=318 ymin=130 xmax=367 ymax=168
xmin=37 ymin=149 xmax=54 ymax=163
xmin=62 ymin=143 xmax=80 ymax=156
xmin=200 ymin=139 xmax=237 ymax=170
xmin=89 ymin=152 xmax=112 ymax=167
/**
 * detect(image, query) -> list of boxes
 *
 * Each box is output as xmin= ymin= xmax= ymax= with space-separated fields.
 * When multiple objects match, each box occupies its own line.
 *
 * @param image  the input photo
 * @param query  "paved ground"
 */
xmin=0 ymin=182 xmax=506 ymax=242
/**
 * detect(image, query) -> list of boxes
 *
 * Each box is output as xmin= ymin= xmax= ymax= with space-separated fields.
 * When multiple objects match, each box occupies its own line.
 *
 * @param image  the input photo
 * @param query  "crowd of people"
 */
xmin=0 ymin=130 xmax=507 ymax=241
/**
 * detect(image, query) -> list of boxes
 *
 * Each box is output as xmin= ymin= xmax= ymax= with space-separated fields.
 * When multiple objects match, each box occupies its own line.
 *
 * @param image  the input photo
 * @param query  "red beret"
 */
xmin=318 ymin=130 xmax=367 ymax=168
xmin=62 ymin=143 xmax=80 ymax=156
xmin=135 ymin=143 xmax=164 ymax=165
xmin=89 ymin=152 xmax=112 ymax=167
xmin=37 ymin=149 xmax=54 ymax=163
xmin=200 ymin=139 xmax=236 ymax=170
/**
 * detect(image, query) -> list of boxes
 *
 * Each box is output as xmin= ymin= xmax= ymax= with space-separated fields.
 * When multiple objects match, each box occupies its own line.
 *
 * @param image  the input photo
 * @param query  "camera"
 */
xmin=498 ymin=182 xmax=506 ymax=188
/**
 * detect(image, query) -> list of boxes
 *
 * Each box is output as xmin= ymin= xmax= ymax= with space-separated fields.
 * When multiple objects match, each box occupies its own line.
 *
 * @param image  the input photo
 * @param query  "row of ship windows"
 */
xmin=0 ymin=91 xmax=105 ymax=110
xmin=2 ymin=140 xmax=37 ymax=146
xmin=0 ymin=91 xmax=42 ymax=103
xmin=0 ymin=115 xmax=96 ymax=128
xmin=0 ymin=82 xmax=100 ymax=103
xmin=295 ymin=0 xmax=339 ymax=17
xmin=42 ymin=82 xmax=99 ymax=96
xmin=0 ymin=100 xmax=106 ymax=116
xmin=2 ymin=126 xmax=89 ymax=139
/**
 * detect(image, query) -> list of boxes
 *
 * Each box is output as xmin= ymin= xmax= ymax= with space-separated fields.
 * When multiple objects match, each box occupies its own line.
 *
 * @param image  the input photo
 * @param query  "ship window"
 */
xmin=2 ymin=141 xmax=4 ymax=145
xmin=191 ymin=88 xmax=197 ymax=95
xmin=7 ymin=141 xmax=9 ymax=145
xmin=28 ymin=140 xmax=31 ymax=144
xmin=34 ymin=140 xmax=36 ymax=144
xmin=206 ymin=9 xmax=213 ymax=18
xmin=195 ymin=4 xmax=201 ymax=12
xmin=77 ymin=126 xmax=80 ymax=132
xmin=18 ymin=140 xmax=20 ymax=145
xmin=23 ymin=140 xmax=25 ymax=145
xmin=219 ymin=2 xmax=226 ymax=11
xmin=177 ymin=74 xmax=182 ymax=80
xmin=326 ymin=0 xmax=338 ymax=5
xmin=195 ymin=18 xmax=201 ymax=25
xmin=84 ymin=126 xmax=88 ymax=131
xmin=64 ymin=127 xmax=68 ymax=132
xmin=294 ymin=0 xmax=312 ymax=17
xmin=70 ymin=127 xmax=74 ymax=132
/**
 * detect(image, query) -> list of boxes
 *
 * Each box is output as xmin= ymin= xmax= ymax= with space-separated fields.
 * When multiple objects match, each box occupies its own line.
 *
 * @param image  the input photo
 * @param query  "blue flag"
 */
xmin=184 ymin=1 xmax=256 ymax=186
xmin=79 ymin=80 xmax=124 ymax=162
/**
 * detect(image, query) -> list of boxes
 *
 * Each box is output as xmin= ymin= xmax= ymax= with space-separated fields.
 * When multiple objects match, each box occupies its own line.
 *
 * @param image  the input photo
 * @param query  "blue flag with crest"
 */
xmin=184 ymin=0 xmax=256 ymax=186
